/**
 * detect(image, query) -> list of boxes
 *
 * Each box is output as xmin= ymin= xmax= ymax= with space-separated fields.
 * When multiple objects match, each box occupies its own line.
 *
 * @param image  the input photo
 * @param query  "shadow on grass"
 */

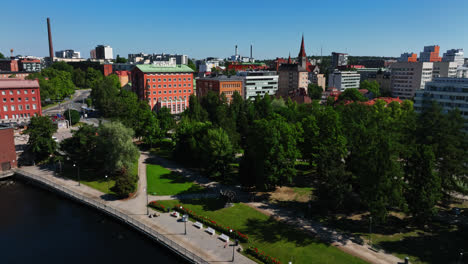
xmin=178 ymin=198 xmax=226 ymax=211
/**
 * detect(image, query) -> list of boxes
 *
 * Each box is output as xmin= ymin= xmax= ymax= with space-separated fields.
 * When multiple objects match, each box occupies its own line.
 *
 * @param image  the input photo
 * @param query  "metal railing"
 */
xmin=15 ymin=170 xmax=209 ymax=264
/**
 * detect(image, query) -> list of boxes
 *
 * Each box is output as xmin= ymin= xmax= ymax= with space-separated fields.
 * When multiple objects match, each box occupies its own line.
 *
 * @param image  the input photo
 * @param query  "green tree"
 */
xmin=50 ymin=61 xmax=74 ymax=73
xmin=240 ymin=115 xmax=302 ymax=190
xmin=85 ymin=67 xmax=103 ymax=89
xmin=73 ymin=68 xmax=86 ymax=88
xmin=91 ymin=75 xmax=119 ymax=116
xmin=174 ymin=117 xmax=211 ymax=166
xmin=115 ymin=55 xmax=128 ymax=63
xmin=27 ymin=68 xmax=75 ymax=102
xmin=25 ymin=116 xmax=58 ymax=162
xmin=307 ymin=83 xmax=323 ymax=100
xmin=186 ymin=94 xmax=208 ymax=122
xmin=63 ymin=109 xmax=81 ymax=125
xmin=60 ymin=124 xmax=99 ymax=168
xmin=0 ymin=52 xmax=5 ymax=59
xmin=360 ymin=80 xmax=380 ymax=98
xmin=200 ymin=127 xmax=234 ymax=180
xmin=338 ymin=88 xmax=367 ymax=102
xmin=112 ymin=172 xmax=138 ymax=197
xmin=188 ymin=59 xmax=197 ymax=71
xmin=156 ymin=107 xmax=175 ymax=136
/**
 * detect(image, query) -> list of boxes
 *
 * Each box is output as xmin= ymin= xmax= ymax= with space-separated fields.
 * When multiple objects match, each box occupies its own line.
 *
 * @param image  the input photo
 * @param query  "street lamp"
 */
xmin=369 ymin=216 xmax=372 ymax=247
xmin=144 ymin=188 xmax=148 ymax=215
xmin=73 ymin=163 xmax=80 ymax=186
xmin=180 ymin=206 xmax=187 ymax=235
xmin=230 ymin=229 xmax=236 ymax=262
xmin=105 ymin=175 xmax=109 ymax=192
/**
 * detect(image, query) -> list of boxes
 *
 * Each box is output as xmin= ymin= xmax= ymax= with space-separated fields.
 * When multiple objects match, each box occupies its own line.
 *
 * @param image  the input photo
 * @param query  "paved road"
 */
xmin=42 ymin=89 xmax=91 ymax=116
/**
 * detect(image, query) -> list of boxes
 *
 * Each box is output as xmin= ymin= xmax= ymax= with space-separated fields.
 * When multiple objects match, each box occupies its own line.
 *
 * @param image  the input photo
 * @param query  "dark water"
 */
xmin=0 ymin=180 xmax=184 ymax=264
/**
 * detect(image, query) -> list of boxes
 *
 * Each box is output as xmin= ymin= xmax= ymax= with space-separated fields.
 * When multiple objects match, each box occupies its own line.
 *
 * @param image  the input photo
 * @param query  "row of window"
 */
xmin=2 ymin=113 xmax=35 ymax=120
xmin=148 ymin=77 xmax=192 ymax=83
xmin=221 ymin=83 xmax=241 ymax=88
xmin=2 ymin=97 xmax=36 ymax=103
xmin=1 ymin=89 xmax=36 ymax=95
xmin=151 ymin=96 xmax=187 ymax=101
xmin=2 ymin=104 xmax=37 ymax=111
xmin=150 ymin=83 xmax=191 ymax=88
xmin=151 ymin=89 xmax=192 ymax=95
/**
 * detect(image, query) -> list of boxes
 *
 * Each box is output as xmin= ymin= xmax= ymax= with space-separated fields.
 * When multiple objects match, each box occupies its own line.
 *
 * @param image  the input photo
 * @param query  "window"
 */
xmin=179 ymin=90 xmax=182 ymax=93
xmin=26 ymin=104 xmax=30 ymax=110
xmin=17 ymin=90 xmax=20 ymax=95
xmin=168 ymin=78 xmax=172 ymax=82
xmin=153 ymin=91 xmax=156 ymax=94
xmin=179 ymin=84 xmax=182 ymax=87
xmin=179 ymin=78 xmax=181 ymax=81
xmin=18 ymin=105 xmax=23 ymax=110
xmin=188 ymin=83 xmax=191 ymax=87
xmin=184 ymin=84 xmax=186 ymax=87
xmin=152 ymin=78 xmax=156 ymax=82
xmin=184 ymin=90 xmax=186 ymax=93
xmin=163 ymin=79 xmax=166 ymax=82
xmin=169 ymin=90 xmax=172 ymax=94
xmin=188 ymin=90 xmax=191 ymax=93
xmin=25 ymin=97 xmax=29 ymax=102
xmin=18 ymin=97 xmax=21 ymax=102
xmin=32 ymin=97 xmax=36 ymax=101
xmin=2 ymin=98 xmax=5 ymax=102
xmin=27 ymin=113 xmax=30 ymax=117
xmin=169 ymin=84 xmax=172 ymax=88
xmin=153 ymin=85 xmax=156 ymax=88
xmin=1 ymin=91 xmax=5 ymax=95
xmin=183 ymin=78 xmax=186 ymax=81
xmin=9 ymin=91 xmax=13 ymax=95
xmin=163 ymin=84 xmax=167 ymax=88
xmin=158 ymin=84 xmax=161 ymax=88
xmin=31 ymin=90 xmax=35 ymax=94
xmin=2 ymin=106 xmax=7 ymax=111
xmin=24 ymin=90 xmax=28 ymax=94
xmin=11 ymin=105 xmax=15 ymax=111
xmin=158 ymin=79 xmax=161 ymax=82
xmin=4 ymin=115 xmax=8 ymax=119
xmin=164 ymin=91 xmax=167 ymax=94
xmin=10 ymin=98 xmax=14 ymax=102
xmin=174 ymin=90 xmax=177 ymax=94
xmin=158 ymin=91 xmax=161 ymax=94
xmin=32 ymin=104 xmax=37 ymax=110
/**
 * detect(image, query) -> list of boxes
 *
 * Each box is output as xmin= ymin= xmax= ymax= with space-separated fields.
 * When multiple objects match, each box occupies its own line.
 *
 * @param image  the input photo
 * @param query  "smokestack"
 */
xmin=235 ymin=45 xmax=238 ymax=56
xmin=47 ymin=17 xmax=54 ymax=60
xmin=250 ymin=44 xmax=253 ymax=59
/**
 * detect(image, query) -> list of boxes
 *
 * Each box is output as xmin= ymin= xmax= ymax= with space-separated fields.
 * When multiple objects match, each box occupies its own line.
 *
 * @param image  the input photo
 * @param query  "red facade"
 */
xmin=132 ymin=67 xmax=194 ymax=114
xmin=0 ymin=79 xmax=42 ymax=123
xmin=0 ymin=126 xmax=16 ymax=171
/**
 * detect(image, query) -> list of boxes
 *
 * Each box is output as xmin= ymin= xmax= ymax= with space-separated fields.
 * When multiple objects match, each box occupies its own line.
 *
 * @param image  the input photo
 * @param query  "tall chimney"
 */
xmin=47 ymin=17 xmax=54 ymax=60
xmin=250 ymin=44 xmax=253 ymax=59
xmin=235 ymin=45 xmax=238 ymax=56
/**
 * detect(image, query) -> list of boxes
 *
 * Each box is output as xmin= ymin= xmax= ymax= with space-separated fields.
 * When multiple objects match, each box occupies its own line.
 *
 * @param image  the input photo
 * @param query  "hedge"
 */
xmin=172 ymin=204 xmax=249 ymax=243
xmin=148 ymin=201 xmax=170 ymax=212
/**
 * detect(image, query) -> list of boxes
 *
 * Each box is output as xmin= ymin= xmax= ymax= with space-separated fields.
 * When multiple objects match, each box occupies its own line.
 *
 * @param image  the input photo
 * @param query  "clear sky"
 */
xmin=1 ymin=0 xmax=467 ymax=60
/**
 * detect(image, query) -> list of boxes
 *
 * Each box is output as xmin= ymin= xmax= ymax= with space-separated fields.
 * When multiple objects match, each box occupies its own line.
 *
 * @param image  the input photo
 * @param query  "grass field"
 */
xmin=146 ymin=164 xmax=204 ymax=195
xmin=157 ymin=198 xmax=368 ymax=264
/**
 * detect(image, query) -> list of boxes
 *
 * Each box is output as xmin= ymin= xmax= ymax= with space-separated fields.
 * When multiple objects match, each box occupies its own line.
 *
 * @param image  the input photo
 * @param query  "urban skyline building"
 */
xmin=277 ymin=36 xmax=309 ymax=96
xmin=419 ymin=45 xmax=442 ymax=62
xmin=237 ymin=71 xmax=278 ymax=100
xmin=442 ymin=49 xmax=464 ymax=67
xmin=196 ymin=76 xmax=244 ymax=103
xmin=331 ymin=52 xmax=348 ymax=69
xmin=55 ymin=50 xmax=81 ymax=59
xmin=0 ymin=79 xmax=42 ymax=124
xmin=328 ymin=70 xmax=361 ymax=91
xmin=95 ymin=45 xmax=113 ymax=60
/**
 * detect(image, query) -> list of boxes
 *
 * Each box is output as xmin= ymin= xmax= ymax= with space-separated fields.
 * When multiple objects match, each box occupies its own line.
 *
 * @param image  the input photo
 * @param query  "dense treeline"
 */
xmin=175 ymin=91 xmax=467 ymax=223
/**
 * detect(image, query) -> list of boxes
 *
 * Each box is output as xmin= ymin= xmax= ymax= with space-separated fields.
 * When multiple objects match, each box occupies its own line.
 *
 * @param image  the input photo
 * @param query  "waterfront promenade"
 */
xmin=15 ymin=153 xmax=254 ymax=264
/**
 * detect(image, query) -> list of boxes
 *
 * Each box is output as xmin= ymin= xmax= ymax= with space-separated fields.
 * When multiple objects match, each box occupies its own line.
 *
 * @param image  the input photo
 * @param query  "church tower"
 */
xmin=297 ymin=35 xmax=307 ymax=70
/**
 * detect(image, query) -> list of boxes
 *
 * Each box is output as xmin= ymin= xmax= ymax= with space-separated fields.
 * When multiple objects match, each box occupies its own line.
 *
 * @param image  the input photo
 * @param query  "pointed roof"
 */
xmin=288 ymin=53 xmax=292 ymax=64
xmin=298 ymin=35 xmax=307 ymax=58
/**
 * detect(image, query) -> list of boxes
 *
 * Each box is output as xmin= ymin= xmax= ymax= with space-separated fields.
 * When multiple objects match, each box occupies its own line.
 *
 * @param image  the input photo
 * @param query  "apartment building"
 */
xmin=237 ymin=71 xmax=278 ymax=100
xmin=328 ymin=70 xmax=360 ymax=91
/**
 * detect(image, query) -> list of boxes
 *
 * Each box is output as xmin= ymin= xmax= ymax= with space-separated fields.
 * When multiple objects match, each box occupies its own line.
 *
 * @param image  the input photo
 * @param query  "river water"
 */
xmin=0 ymin=179 xmax=184 ymax=264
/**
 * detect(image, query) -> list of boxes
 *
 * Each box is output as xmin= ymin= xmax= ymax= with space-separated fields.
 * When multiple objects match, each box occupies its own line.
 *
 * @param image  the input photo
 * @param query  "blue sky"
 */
xmin=1 ymin=0 xmax=467 ymax=59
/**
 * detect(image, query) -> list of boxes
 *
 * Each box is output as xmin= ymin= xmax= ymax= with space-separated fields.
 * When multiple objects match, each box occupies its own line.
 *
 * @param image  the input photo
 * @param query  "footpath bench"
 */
xmin=219 ymin=233 xmax=230 ymax=242
xmin=194 ymin=221 xmax=203 ymax=229
xmin=205 ymin=227 xmax=215 ymax=235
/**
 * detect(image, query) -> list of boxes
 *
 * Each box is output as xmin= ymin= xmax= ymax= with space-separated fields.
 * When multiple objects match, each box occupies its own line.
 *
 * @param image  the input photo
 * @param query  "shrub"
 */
xmin=148 ymin=201 xmax=169 ymax=212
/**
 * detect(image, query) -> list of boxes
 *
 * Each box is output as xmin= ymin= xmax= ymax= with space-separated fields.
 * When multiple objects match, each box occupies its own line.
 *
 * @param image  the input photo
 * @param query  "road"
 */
xmin=42 ymin=89 xmax=91 ymax=116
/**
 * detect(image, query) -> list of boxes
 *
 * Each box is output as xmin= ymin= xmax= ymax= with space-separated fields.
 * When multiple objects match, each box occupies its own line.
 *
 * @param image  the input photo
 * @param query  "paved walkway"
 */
xmin=146 ymin=153 xmax=404 ymax=264
xmin=17 ymin=153 xmax=254 ymax=264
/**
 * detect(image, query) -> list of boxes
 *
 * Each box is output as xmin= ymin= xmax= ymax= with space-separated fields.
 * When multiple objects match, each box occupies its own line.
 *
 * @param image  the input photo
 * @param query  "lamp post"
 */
xmin=73 ymin=163 xmax=80 ymax=186
xmin=144 ymin=188 xmax=148 ymax=215
xmin=229 ymin=229 xmax=236 ymax=262
xmin=105 ymin=175 xmax=109 ymax=192
xmin=180 ymin=206 xmax=187 ymax=235
xmin=369 ymin=216 xmax=372 ymax=247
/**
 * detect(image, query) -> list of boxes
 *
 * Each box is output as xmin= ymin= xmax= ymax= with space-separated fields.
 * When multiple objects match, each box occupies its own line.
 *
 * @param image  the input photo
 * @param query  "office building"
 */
xmin=390 ymin=62 xmax=433 ymax=99
xmin=457 ymin=66 xmax=468 ymax=78
xmin=442 ymin=49 xmax=465 ymax=68
xmin=309 ymin=72 xmax=326 ymax=90
xmin=237 ymin=71 xmax=278 ymax=100
xmin=0 ymin=79 xmax=42 ymax=124
xmin=196 ymin=76 xmax=243 ymax=103
xmin=18 ymin=58 xmax=42 ymax=72
xmin=432 ymin=62 xmax=458 ymax=78
xmin=414 ymin=78 xmax=468 ymax=131
xmin=131 ymin=64 xmax=194 ymax=114
xmin=95 ymin=45 xmax=113 ymax=60
xmin=55 ymin=49 xmax=81 ymax=59
xmin=0 ymin=124 xmax=16 ymax=171
xmin=331 ymin=52 xmax=348 ymax=68
xmin=128 ymin=53 xmax=188 ymax=65
xmin=399 ymin=52 xmax=418 ymax=62
xmin=420 ymin=45 xmax=442 ymax=62
xmin=328 ymin=70 xmax=360 ymax=91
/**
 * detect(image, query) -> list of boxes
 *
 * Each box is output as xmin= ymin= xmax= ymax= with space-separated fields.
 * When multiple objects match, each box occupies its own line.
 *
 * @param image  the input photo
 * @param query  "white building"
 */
xmin=457 ymin=66 xmax=468 ymax=78
xmin=55 ymin=49 xmax=80 ymax=59
xmin=237 ymin=71 xmax=278 ymax=100
xmin=95 ymin=45 xmax=113 ymax=60
xmin=328 ymin=70 xmax=360 ymax=91
xmin=199 ymin=60 xmax=221 ymax=73
xmin=414 ymin=78 xmax=468 ymax=131
xmin=442 ymin=49 xmax=464 ymax=67
xmin=128 ymin=53 xmax=188 ymax=65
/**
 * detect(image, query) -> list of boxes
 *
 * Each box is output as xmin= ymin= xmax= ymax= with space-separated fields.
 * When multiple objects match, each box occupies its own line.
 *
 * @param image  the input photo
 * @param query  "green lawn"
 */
xmin=146 ymin=164 xmax=204 ymax=195
xmin=157 ymin=199 xmax=368 ymax=264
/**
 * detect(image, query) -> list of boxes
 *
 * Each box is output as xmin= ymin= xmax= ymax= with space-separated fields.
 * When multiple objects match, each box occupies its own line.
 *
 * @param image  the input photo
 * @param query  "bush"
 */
xmin=246 ymin=247 xmax=282 ymax=264
xmin=111 ymin=173 xmax=137 ymax=197
xmin=172 ymin=204 xmax=249 ymax=242
xmin=63 ymin=109 xmax=81 ymax=125
xmin=148 ymin=201 xmax=169 ymax=212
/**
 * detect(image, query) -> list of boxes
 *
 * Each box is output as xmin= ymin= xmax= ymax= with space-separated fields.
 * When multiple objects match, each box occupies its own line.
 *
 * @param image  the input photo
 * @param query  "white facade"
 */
xmin=328 ymin=70 xmax=360 ymax=91
xmin=55 ymin=49 xmax=80 ymax=59
xmin=457 ymin=66 xmax=468 ymax=78
xmin=442 ymin=49 xmax=464 ymax=67
xmin=414 ymin=77 xmax=468 ymax=131
xmin=103 ymin=46 xmax=113 ymax=60
xmin=199 ymin=60 xmax=221 ymax=73
xmin=237 ymin=71 xmax=278 ymax=100
xmin=432 ymin=62 xmax=458 ymax=78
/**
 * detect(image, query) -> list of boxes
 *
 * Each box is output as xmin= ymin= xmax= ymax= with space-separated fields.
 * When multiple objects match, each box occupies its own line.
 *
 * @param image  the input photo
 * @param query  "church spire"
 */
xmin=298 ymin=34 xmax=307 ymax=58
xmin=288 ymin=52 xmax=292 ymax=64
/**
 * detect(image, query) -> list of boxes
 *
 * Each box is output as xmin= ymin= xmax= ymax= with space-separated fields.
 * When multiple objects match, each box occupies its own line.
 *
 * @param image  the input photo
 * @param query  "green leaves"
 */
xmin=25 ymin=116 xmax=58 ymax=162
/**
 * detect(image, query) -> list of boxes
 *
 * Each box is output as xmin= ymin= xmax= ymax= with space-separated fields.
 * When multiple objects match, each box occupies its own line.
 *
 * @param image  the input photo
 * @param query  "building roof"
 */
xmin=135 ymin=64 xmax=194 ymax=73
xmin=0 ymin=79 xmax=39 ymax=89
xmin=298 ymin=35 xmax=307 ymax=58
xmin=198 ymin=75 xmax=244 ymax=82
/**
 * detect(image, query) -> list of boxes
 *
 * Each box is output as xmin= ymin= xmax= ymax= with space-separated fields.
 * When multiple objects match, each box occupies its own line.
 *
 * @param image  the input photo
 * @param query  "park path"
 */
xmin=147 ymin=153 xmax=404 ymax=264
xmin=17 ymin=153 xmax=254 ymax=264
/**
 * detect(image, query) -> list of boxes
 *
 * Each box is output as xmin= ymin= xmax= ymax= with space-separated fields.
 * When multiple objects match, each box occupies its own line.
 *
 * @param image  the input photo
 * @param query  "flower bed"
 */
xmin=172 ymin=204 xmax=249 ymax=243
xmin=246 ymin=247 xmax=282 ymax=264
xmin=148 ymin=201 xmax=169 ymax=212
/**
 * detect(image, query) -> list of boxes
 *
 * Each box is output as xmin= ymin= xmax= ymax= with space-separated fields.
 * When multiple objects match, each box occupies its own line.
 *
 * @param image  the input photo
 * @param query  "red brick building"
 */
xmin=228 ymin=62 xmax=268 ymax=71
xmin=196 ymin=76 xmax=243 ymax=103
xmin=0 ymin=59 xmax=19 ymax=72
xmin=0 ymin=124 xmax=16 ymax=171
xmin=0 ymin=79 xmax=42 ymax=124
xmin=132 ymin=64 xmax=194 ymax=114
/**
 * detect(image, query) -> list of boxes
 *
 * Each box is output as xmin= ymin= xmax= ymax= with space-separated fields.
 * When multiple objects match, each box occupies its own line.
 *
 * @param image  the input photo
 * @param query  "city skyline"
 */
xmin=1 ymin=0 xmax=468 ymax=59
